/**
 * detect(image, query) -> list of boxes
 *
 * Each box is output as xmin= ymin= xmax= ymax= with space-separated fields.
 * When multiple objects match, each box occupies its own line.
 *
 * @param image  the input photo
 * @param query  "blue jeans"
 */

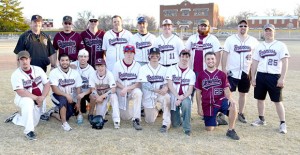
xmin=171 ymin=98 xmax=191 ymax=132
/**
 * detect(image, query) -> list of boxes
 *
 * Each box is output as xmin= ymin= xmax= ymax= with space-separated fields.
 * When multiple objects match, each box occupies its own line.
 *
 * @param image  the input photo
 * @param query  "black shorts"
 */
xmin=80 ymin=93 xmax=91 ymax=113
xmin=228 ymin=71 xmax=250 ymax=93
xmin=254 ymin=72 xmax=282 ymax=102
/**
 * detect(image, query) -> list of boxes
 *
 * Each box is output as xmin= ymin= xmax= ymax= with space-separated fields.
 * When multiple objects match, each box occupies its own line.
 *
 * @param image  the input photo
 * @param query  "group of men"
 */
xmin=5 ymin=14 xmax=289 ymax=141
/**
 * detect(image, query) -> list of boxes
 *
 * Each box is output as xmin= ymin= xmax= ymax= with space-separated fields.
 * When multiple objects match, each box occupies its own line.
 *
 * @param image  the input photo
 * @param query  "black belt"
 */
xmin=161 ymin=63 xmax=177 ymax=67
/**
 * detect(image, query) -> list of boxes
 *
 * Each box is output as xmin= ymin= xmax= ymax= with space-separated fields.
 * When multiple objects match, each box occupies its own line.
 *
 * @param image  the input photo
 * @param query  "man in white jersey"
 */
xmin=166 ymin=50 xmax=196 ymax=136
xmin=251 ymin=24 xmax=289 ymax=134
xmin=102 ymin=15 xmax=133 ymax=71
xmin=113 ymin=45 xmax=143 ymax=130
xmin=5 ymin=51 xmax=50 ymax=140
xmin=130 ymin=16 xmax=156 ymax=66
xmin=49 ymin=54 xmax=83 ymax=131
xmin=222 ymin=19 xmax=259 ymax=123
xmin=138 ymin=47 xmax=171 ymax=132
xmin=89 ymin=58 xmax=120 ymax=129
xmin=154 ymin=19 xmax=185 ymax=67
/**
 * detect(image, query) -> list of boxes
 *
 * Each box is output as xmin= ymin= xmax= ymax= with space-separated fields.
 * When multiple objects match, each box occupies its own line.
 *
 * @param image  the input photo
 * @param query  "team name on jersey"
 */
xmin=259 ymin=49 xmax=277 ymax=58
xmin=119 ymin=72 xmax=137 ymax=81
xmin=81 ymin=76 xmax=89 ymax=89
xmin=58 ymin=79 xmax=75 ymax=87
xmin=146 ymin=75 xmax=164 ymax=83
xmin=136 ymin=42 xmax=152 ymax=49
xmin=109 ymin=38 xmax=128 ymax=46
xmin=22 ymin=76 xmax=42 ymax=89
xmin=191 ymin=43 xmax=213 ymax=50
xmin=172 ymin=75 xmax=190 ymax=86
xmin=158 ymin=45 xmax=174 ymax=52
xmin=234 ymin=45 xmax=251 ymax=53
xmin=58 ymin=40 xmax=76 ymax=49
xmin=84 ymin=38 xmax=102 ymax=47
xmin=202 ymin=77 xmax=222 ymax=90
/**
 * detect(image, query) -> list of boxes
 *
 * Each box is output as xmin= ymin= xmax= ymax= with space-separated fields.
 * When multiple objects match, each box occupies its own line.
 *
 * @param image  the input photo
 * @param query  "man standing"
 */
xmin=53 ymin=16 xmax=85 ymax=62
xmin=154 ymin=19 xmax=185 ymax=67
xmin=5 ymin=51 xmax=50 ymax=140
xmin=222 ymin=19 xmax=259 ymax=123
xmin=130 ymin=16 xmax=156 ymax=66
xmin=195 ymin=52 xmax=240 ymax=140
xmin=113 ymin=45 xmax=143 ymax=130
xmin=14 ymin=15 xmax=56 ymax=72
xmin=251 ymin=24 xmax=289 ymax=134
xmin=81 ymin=18 xmax=105 ymax=67
xmin=138 ymin=47 xmax=171 ymax=132
xmin=102 ymin=15 xmax=133 ymax=71
xmin=49 ymin=54 xmax=82 ymax=131
xmin=166 ymin=50 xmax=195 ymax=136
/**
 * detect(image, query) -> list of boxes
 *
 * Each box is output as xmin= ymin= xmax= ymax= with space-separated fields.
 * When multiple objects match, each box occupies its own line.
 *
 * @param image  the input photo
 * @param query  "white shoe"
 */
xmin=279 ymin=123 xmax=287 ymax=134
xmin=62 ymin=122 xmax=72 ymax=131
xmin=114 ymin=122 xmax=120 ymax=129
xmin=251 ymin=119 xmax=266 ymax=126
xmin=77 ymin=114 xmax=83 ymax=125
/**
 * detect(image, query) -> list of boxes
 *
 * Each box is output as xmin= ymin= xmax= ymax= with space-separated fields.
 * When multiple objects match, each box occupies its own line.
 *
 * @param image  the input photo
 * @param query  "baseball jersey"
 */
xmin=11 ymin=66 xmax=49 ymax=102
xmin=185 ymin=34 xmax=222 ymax=72
xmin=130 ymin=32 xmax=156 ymax=63
xmin=102 ymin=29 xmax=133 ymax=71
xmin=153 ymin=34 xmax=185 ymax=66
xmin=138 ymin=63 xmax=167 ymax=108
xmin=49 ymin=67 xmax=83 ymax=102
xmin=70 ymin=61 xmax=95 ymax=93
xmin=89 ymin=69 xmax=116 ymax=95
xmin=80 ymin=29 xmax=105 ymax=66
xmin=166 ymin=65 xmax=196 ymax=110
xmin=195 ymin=69 xmax=230 ymax=116
xmin=253 ymin=40 xmax=290 ymax=74
xmin=223 ymin=34 xmax=259 ymax=79
xmin=53 ymin=31 xmax=85 ymax=62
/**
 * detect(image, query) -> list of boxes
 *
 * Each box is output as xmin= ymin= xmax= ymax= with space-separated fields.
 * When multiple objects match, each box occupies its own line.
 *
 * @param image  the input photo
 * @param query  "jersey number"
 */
xmin=169 ymin=53 xmax=175 ymax=59
xmin=268 ymin=59 xmax=278 ymax=66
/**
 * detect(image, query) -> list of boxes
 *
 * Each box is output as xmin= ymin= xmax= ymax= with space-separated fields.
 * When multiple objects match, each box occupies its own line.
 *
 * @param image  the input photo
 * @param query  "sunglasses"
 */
xmin=89 ymin=20 xmax=98 ymax=23
xmin=239 ymin=25 xmax=248 ymax=28
xmin=199 ymin=25 xmax=207 ymax=27
xmin=124 ymin=47 xmax=135 ymax=52
xmin=64 ymin=22 xmax=72 ymax=25
xmin=150 ymin=55 xmax=160 ymax=58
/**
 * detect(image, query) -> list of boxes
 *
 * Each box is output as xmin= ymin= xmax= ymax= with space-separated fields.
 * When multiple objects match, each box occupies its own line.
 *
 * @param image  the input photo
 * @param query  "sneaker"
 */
xmin=279 ymin=123 xmax=287 ymax=134
xmin=251 ymin=119 xmax=266 ymax=126
xmin=77 ymin=114 xmax=83 ymax=125
xmin=44 ymin=107 xmax=55 ymax=117
xmin=226 ymin=129 xmax=240 ymax=140
xmin=114 ymin=122 xmax=120 ymax=129
xmin=88 ymin=114 xmax=93 ymax=125
xmin=40 ymin=113 xmax=50 ymax=121
xmin=4 ymin=111 xmax=18 ymax=123
xmin=160 ymin=125 xmax=167 ymax=133
xmin=184 ymin=130 xmax=191 ymax=136
xmin=133 ymin=118 xmax=142 ymax=130
xmin=238 ymin=113 xmax=247 ymax=123
xmin=217 ymin=113 xmax=228 ymax=125
xmin=25 ymin=131 xmax=37 ymax=140
xmin=62 ymin=122 xmax=72 ymax=131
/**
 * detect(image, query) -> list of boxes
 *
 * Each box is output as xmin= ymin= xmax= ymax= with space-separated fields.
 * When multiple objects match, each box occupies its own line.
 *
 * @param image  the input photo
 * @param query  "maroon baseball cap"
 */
xmin=124 ymin=45 xmax=135 ymax=53
xmin=31 ymin=15 xmax=43 ymax=22
xmin=95 ymin=58 xmax=106 ymax=65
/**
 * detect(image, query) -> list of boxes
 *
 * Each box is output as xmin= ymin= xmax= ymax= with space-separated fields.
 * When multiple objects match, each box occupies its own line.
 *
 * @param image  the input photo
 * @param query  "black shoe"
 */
xmin=4 ymin=111 xmax=18 ymax=123
xmin=160 ymin=125 xmax=167 ymax=133
xmin=184 ymin=130 xmax=191 ymax=136
xmin=141 ymin=109 xmax=145 ymax=117
xmin=217 ymin=113 xmax=228 ymax=125
xmin=25 ymin=131 xmax=37 ymax=140
xmin=226 ymin=129 xmax=240 ymax=140
xmin=133 ymin=118 xmax=142 ymax=130
xmin=40 ymin=114 xmax=50 ymax=121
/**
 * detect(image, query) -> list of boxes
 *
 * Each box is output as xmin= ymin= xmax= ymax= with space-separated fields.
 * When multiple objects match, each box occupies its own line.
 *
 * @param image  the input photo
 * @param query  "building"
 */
xmin=159 ymin=0 xmax=223 ymax=33
xmin=247 ymin=16 xmax=299 ymax=29
xmin=42 ymin=19 xmax=54 ymax=29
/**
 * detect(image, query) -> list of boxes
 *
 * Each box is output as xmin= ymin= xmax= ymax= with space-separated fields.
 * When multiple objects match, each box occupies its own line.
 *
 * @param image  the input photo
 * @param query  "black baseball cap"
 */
xmin=238 ymin=19 xmax=248 ymax=25
xmin=137 ymin=17 xmax=147 ymax=24
xmin=149 ymin=47 xmax=160 ymax=54
xmin=31 ymin=15 xmax=43 ymax=22
xmin=63 ymin=16 xmax=72 ymax=23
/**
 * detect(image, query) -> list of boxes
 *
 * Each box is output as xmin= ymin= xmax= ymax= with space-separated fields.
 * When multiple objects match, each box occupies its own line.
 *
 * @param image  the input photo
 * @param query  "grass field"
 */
xmin=0 ymin=40 xmax=299 ymax=155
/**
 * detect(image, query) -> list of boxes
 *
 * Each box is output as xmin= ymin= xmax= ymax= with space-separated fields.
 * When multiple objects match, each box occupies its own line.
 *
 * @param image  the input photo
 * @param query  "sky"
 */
xmin=19 ymin=0 xmax=299 ymax=28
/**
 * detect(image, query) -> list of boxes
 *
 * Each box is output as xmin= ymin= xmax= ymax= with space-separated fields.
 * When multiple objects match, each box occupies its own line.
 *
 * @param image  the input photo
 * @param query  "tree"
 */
xmin=265 ymin=9 xmax=286 ymax=16
xmin=294 ymin=4 xmax=300 ymax=17
xmin=224 ymin=11 xmax=256 ymax=28
xmin=0 ymin=0 xmax=29 ymax=32
xmin=137 ymin=15 xmax=158 ymax=32
xmin=73 ymin=11 xmax=94 ymax=30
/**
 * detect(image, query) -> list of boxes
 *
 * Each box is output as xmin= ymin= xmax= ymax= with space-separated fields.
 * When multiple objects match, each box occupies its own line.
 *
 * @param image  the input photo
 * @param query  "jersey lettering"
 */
xmin=158 ymin=45 xmax=174 ymax=52
xmin=259 ymin=49 xmax=277 ymax=58
xmin=136 ymin=42 xmax=152 ymax=49
xmin=202 ymin=77 xmax=222 ymax=90
xmin=234 ymin=45 xmax=251 ymax=53
xmin=146 ymin=75 xmax=164 ymax=83
xmin=58 ymin=79 xmax=76 ymax=87
xmin=119 ymin=72 xmax=137 ymax=81
xmin=109 ymin=38 xmax=128 ymax=46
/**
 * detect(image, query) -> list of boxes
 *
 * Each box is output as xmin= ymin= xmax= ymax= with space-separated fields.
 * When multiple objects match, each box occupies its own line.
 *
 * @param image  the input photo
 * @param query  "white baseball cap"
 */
xmin=78 ymin=49 xmax=89 ymax=56
xmin=162 ymin=19 xmax=173 ymax=25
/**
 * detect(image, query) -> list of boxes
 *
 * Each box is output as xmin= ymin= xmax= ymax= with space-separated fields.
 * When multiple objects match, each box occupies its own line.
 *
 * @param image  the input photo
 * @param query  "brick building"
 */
xmin=247 ymin=16 xmax=299 ymax=29
xmin=159 ymin=0 xmax=223 ymax=33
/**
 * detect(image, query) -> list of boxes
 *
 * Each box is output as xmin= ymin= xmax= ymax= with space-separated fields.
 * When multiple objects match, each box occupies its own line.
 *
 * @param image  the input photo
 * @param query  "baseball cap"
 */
xmin=18 ymin=51 xmax=30 ymax=59
xmin=149 ymin=47 xmax=160 ymax=55
xmin=162 ymin=19 xmax=173 ymax=25
xmin=63 ymin=16 xmax=72 ymax=23
xmin=31 ymin=15 xmax=43 ymax=22
xmin=179 ymin=50 xmax=191 ymax=56
xmin=89 ymin=18 xmax=98 ymax=22
xmin=238 ymin=19 xmax=248 ymax=25
xmin=199 ymin=19 xmax=209 ymax=26
xmin=137 ymin=17 xmax=147 ymax=24
xmin=124 ymin=45 xmax=135 ymax=53
xmin=263 ymin=24 xmax=275 ymax=31
xmin=95 ymin=58 xmax=106 ymax=65
xmin=78 ymin=49 xmax=89 ymax=56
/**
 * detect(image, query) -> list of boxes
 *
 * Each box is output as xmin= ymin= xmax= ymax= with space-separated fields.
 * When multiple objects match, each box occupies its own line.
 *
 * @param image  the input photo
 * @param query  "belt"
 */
xmin=161 ymin=63 xmax=177 ymax=67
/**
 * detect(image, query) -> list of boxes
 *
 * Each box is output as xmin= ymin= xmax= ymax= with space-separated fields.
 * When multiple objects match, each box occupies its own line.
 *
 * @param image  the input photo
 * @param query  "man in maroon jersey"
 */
xmin=195 ymin=52 xmax=240 ymax=140
xmin=81 ymin=18 xmax=105 ymax=67
xmin=53 ymin=16 xmax=85 ymax=62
